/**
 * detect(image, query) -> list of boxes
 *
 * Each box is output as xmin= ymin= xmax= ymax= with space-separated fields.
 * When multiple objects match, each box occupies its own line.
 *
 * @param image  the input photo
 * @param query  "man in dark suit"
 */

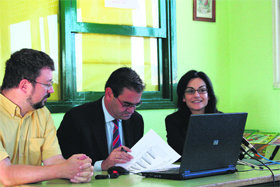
xmin=57 ymin=67 xmax=145 ymax=171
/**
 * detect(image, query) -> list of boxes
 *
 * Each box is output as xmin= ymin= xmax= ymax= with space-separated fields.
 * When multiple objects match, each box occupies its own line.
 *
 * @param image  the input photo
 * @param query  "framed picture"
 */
xmin=193 ymin=0 xmax=216 ymax=22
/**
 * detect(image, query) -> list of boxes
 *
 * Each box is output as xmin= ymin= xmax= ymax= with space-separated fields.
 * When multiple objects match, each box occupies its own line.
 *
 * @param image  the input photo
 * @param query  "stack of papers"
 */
xmin=117 ymin=129 xmax=181 ymax=173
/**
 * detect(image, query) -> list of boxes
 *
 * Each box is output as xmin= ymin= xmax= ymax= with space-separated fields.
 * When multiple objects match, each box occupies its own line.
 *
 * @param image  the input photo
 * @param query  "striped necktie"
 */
xmin=112 ymin=119 xmax=121 ymax=150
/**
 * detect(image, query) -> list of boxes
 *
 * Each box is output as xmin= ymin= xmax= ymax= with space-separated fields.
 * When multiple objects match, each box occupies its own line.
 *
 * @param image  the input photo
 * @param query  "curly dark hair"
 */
xmin=1 ymin=48 xmax=54 ymax=90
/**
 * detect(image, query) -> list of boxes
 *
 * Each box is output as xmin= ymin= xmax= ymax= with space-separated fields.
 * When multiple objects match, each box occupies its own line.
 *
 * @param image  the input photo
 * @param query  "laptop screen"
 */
xmin=179 ymin=113 xmax=248 ymax=173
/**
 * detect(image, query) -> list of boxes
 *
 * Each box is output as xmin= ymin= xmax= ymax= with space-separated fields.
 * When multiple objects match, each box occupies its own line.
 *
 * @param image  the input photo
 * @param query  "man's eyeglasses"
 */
xmin=116 ymin=97 xmax=142 ymax=108
xmin=185 ymin=87 xmax=208 ymax=95
xmin=28 ymin=79 xmax=53 ymax=90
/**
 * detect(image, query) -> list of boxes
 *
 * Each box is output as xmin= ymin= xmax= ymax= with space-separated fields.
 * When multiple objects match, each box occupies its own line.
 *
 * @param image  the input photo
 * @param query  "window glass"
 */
xmin=0 ymin=0 xmax=60 ymax=101
xmin=75 ymin=33 xmax=159 ymax=92
xmin=77 ymin=0 xmax=159 ymax=28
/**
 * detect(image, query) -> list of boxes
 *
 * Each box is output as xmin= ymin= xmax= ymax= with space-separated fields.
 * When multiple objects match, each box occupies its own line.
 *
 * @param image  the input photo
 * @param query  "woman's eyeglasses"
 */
xmin=185 ymin=87 xmax=208 ymax=95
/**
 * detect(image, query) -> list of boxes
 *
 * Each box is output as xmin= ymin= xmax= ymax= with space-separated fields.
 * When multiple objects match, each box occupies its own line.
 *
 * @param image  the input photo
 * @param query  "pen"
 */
xmin=121 ymin=147 xmax=128 ymax=153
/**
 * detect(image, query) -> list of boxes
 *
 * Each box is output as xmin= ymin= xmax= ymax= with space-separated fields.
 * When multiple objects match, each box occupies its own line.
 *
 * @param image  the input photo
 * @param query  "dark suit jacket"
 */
xmin=57 ymin=98 xmax=144 ymax=164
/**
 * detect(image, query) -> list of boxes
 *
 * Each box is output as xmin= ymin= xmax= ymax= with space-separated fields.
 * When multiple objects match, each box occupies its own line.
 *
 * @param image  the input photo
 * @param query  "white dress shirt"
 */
xmin=93 ymin=97 xmax=125 ymax=171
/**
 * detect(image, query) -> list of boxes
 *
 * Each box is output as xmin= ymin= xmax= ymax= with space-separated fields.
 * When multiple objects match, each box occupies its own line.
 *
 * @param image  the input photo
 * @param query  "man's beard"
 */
xmin=28 ymin=93 xmax=51 ymax=110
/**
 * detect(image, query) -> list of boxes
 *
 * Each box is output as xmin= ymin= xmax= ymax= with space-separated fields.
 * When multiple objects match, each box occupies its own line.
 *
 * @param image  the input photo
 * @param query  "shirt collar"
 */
xmin=102 ymin=96 xmax=115 ymax=123
xmin=0 ymin=93 xmax=23 ymax=118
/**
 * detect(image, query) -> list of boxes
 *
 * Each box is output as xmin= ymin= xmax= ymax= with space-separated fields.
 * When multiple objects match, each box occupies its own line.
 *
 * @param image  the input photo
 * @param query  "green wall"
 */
xmin=227 ymin=0 xmax=280 ymax=132
xmin=226 ymin=0 xmax=278 ymax=132
xmin=176 ymin=0 xmax=279 ymax=133
xmin=52 ymin=0 xmax=280 ymax=140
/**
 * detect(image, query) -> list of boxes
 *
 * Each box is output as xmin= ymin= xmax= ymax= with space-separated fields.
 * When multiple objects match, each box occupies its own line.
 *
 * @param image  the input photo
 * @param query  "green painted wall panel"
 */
xmin=227 ymin=0 xmax=280 ymax=132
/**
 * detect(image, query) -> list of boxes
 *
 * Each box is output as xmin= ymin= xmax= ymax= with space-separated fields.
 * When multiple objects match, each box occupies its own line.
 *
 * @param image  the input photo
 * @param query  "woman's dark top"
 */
xmin=165 ymin=110 xmax=190 ymax=157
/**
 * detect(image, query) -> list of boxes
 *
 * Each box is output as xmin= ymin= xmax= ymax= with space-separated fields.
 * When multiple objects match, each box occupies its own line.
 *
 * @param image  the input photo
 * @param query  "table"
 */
xmin=26 ymin=164 xmax=280 ymax=187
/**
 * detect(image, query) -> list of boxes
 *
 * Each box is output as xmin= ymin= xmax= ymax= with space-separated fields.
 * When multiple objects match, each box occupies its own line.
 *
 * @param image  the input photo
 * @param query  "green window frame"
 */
xmin=47 ymin=0 xmax=177 ymax=112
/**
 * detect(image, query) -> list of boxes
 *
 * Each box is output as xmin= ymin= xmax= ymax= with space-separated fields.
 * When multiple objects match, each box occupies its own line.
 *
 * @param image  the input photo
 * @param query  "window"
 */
xmin=273 ymin=0 xmax=280 ymax=88
xmin=0 ymin=0 xmax=60 ymax=101
xmin=47 ymin=0 xmax=177 ymax=112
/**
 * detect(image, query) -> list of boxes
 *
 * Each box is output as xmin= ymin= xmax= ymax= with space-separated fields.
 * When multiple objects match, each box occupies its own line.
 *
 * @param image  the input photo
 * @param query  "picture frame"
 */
xmin=193 ymin=0 xmax=216 ymax=22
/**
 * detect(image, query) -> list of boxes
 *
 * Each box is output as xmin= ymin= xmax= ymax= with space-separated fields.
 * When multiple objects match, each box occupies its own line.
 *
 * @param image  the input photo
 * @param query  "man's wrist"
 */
xmin=93 ymin=160 xmax=103 ymax=172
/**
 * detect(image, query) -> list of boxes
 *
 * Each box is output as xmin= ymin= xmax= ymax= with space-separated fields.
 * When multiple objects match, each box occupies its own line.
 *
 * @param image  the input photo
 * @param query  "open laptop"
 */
xmin=141 ymin=112 xmax=248 ymax=180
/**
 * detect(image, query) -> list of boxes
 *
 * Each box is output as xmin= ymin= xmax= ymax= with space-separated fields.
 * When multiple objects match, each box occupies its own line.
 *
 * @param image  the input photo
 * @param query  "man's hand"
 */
xmin=61 ymin=154 xmax=94 ymax=183
xmin=0 ymin=154 xmax=94 ymax=186
xmin=70 ymin=155 xmax=94 ymax=183
xmin=101 ymin=146 xmax=133 ymax=170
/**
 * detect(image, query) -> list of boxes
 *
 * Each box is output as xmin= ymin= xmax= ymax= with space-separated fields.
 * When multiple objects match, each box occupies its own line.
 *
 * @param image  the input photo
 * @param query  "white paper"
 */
xmin=117 ymin=129 xmax=181 ymax=173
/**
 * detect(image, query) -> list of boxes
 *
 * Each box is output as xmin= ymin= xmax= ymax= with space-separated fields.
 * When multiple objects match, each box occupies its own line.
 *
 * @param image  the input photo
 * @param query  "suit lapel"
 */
xmin=122 ymin=120 xmax=132 ymax=148
xmin=92 ymin=99 xmax=109 ymax=157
